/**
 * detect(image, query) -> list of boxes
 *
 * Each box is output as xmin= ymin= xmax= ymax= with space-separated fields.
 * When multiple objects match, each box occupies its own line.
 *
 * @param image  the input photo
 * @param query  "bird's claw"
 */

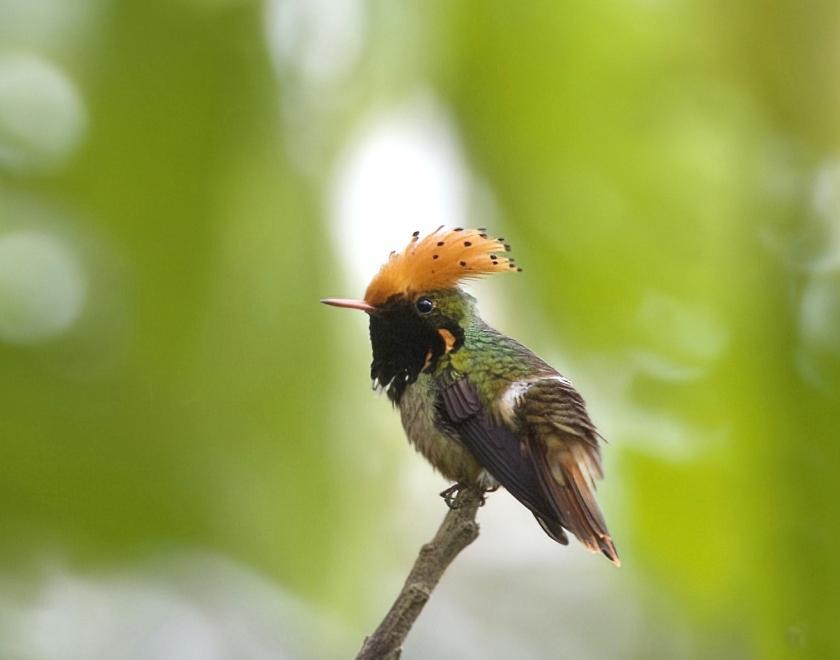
xmin=439 ymin=483 xmax=465 ymax=509
xmin=439 ymin=483 xmax=493 ymax=508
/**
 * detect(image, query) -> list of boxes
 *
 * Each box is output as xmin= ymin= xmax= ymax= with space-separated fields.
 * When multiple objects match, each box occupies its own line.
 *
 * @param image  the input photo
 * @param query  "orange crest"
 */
xmin=364 ymin=227 xmax=519 ymax=306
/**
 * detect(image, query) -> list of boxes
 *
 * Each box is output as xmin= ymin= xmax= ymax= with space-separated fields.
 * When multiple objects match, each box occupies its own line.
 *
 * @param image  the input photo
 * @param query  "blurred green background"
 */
xmin=1 ymin=0 xmax=839 ymax=658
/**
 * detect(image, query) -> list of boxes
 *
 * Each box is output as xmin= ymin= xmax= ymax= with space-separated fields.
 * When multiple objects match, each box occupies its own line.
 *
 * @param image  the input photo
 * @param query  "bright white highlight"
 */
xmin=0 ymin=54 xmax=87 ymax=172
xmin=265 ymin=0 xmax=365 ymax=83
xmin=0 ymin=231 xmax=87 ymax=344
xmin=329 ymin=95 xmax=470 ymax=294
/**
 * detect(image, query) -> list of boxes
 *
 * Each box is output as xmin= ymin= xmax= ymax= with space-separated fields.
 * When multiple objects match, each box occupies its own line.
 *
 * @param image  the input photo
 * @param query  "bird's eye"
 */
xmin=415 ymin=297 xmax=434 ymax=314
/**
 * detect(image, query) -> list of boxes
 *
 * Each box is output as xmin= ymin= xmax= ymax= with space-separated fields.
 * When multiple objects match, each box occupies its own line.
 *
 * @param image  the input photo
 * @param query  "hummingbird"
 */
xmin=322 ymin=227 xmax=619 ymax=565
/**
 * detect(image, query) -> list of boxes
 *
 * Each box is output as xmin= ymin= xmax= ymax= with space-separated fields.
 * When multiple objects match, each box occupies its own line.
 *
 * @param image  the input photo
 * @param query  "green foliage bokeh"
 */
xmin=1 ymin=1 xmax=839 ymax=658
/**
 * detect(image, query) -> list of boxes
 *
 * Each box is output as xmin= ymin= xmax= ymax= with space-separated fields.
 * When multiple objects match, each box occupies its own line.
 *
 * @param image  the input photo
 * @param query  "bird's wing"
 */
xmin=439 ymin=375 xmax=618 ymax=564
xmin=437 ymin=376 xmax=569 ymax=545
xmin=518 ymin=377 xmax=619 ymax=564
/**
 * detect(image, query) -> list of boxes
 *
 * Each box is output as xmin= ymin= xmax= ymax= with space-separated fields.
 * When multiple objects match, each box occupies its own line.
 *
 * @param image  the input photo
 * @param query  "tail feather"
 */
xmin=532 ymin=438 xmax=620 ymax=566
xmin=534 ymin=514 xmax=569 ymax=545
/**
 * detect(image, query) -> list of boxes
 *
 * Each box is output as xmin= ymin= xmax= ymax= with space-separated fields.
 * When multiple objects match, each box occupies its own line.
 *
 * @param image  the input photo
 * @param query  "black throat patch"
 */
xmin=368 ymin=297 xmax=464 ymax=404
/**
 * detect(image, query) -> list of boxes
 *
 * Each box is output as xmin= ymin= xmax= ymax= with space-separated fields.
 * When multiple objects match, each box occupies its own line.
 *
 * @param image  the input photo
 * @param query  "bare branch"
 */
xmin=355 ymin=486 xmax=483 ymax=660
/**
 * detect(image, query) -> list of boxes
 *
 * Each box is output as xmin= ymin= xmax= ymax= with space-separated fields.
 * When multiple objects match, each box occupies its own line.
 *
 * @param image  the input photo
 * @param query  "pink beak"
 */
xmin=320 ymin=298 xmax=376 ymax=313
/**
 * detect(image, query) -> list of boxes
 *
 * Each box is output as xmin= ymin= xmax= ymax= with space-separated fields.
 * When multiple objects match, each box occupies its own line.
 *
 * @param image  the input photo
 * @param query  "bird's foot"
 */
xmin=439 ymin=483 xmax=467 ymax=509
xmin=476 ymin=486 xmax=497 ymax=506
xmin=440 ymin=483 xmax=492 ymax=508
xmin=439 ymin=483 xmax=463 ymax=509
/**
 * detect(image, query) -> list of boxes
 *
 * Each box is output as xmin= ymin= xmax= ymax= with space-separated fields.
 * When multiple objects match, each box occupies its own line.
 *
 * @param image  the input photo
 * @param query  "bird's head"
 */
xmin=322 ymin=227 xmax=518 ymax=402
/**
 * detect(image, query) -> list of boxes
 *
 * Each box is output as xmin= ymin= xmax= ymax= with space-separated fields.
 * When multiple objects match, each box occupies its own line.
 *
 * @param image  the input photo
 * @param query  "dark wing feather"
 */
xmin=522 ymin=378 xmax=619 ymax=564
xmin=439 ymin=376 xmax=619 ymax=564
xmin=438 ymin=378 xmax=569 ymax=545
